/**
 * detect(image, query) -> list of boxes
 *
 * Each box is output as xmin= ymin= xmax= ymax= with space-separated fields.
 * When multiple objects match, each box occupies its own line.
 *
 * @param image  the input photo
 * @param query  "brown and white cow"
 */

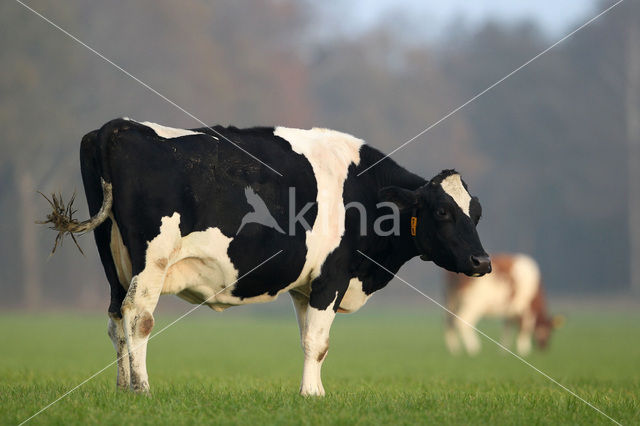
xmin=444 ymin=253 xmax=561 ymax=356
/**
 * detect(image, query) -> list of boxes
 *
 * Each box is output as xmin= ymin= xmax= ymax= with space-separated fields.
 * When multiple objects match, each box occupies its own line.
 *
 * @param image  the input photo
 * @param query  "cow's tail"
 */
xmin=38 ymin=121 xmax=123 ymax=254
xmin=38 ymin=179 xmax=112 ymax=255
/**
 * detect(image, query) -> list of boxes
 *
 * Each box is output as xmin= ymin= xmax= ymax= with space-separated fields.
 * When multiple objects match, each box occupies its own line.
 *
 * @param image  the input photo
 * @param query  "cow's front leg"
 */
xmin=300 ymin=306 xmax=335 ymax=396
xmin=289 ymin=290 xmax=309 ymax=341
xmin=444 ymin=314 xmax=461 ymax=355
xmin=501 ymin=318 xmax=516 ymax=349
xmin=121 ymin=269 xmax=163 ymax=393
xmin=516 ymin=312 xmax=535 ymax=355
xmin=455 ymin=308 xmax=481 ymax=356
xmin=107 ymin=313 xmax=130 ymax=390
xmin=299 ymin=275 xmax=348 ymax=397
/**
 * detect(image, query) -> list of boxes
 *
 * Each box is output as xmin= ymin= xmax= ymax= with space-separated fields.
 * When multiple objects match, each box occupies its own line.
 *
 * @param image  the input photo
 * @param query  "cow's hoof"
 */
xmin=300 ymin=384 xmax=325 ymax=397
xmin=130 ymin=384 xmax=151 ymax=396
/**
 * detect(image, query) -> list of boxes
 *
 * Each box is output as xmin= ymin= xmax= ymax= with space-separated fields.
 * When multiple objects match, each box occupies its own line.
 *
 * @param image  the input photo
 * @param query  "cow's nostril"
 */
xmin=470 ymin=255 xmax=491 ymax=273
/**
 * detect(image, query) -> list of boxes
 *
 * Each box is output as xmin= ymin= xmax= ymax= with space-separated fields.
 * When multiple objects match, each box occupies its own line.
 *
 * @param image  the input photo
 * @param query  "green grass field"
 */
xmin=1 ymin=308 xmax=638 ymax=425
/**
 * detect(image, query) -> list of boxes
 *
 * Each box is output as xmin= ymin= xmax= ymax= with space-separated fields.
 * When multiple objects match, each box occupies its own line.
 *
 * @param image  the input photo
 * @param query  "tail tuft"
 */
xmin=37 ymin=179 xmax=113 ymax=255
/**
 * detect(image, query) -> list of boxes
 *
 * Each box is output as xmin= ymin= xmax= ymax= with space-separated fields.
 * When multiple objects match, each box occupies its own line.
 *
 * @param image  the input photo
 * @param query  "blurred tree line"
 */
xmin=0 ymin=0 xmax=638 ymax=309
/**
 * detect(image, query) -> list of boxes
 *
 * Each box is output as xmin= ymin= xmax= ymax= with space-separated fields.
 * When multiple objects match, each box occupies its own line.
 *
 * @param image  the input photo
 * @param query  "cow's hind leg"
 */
xmin=121 ymin=271 xmax=163 ymax=394
xmin=82 ymin=136 xmax=131 ymax=390
xmin=120 ymin=214 xmax=181 ymax=393
xmin=108 ymin=313 xmax=130 ymax=389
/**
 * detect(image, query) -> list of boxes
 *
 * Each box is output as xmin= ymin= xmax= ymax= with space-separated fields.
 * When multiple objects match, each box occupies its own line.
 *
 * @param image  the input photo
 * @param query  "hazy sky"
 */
xmin=319 ymin=0 xmax=597 ymax=39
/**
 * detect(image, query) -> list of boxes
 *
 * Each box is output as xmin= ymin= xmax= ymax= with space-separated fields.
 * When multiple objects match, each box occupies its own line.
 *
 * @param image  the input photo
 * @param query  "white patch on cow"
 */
xmin=440 ymin=174 xmax=471 ymax=217
xmin=132 ymin=212 xmax=287 ymax=310
xmin=274 ymin=127 xmax=363 ymax=286
xmin=139 ymin=121 xmax=203 ymax=139
xmin=509 ymin=255 xmax=540 ymax=314
xmin=338 ymin=278 xmax=370 ymax=313
xmin=123 ymin=117 xmax=219 ymax=140
xmin=109 ymin=214 xmax=132 ymax=289
xmin=133 ymin=213 xmax=244 ymax=309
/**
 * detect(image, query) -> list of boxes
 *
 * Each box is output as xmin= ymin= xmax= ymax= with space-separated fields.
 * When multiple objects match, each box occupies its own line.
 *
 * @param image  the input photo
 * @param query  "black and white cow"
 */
xmin=44 ymin=118 xmax=491 ymax=396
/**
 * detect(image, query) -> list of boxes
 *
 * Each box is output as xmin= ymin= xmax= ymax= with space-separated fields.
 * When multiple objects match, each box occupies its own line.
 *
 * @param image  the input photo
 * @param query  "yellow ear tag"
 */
xmin=410 ymin=216 xmax=417 ymax=236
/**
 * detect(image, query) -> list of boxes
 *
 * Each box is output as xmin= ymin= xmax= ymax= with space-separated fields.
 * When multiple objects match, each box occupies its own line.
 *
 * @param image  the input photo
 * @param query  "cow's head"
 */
xmin=379 ymin=169 xmax=491 ymax=276
xmin=534 ymin=314 xmax=564 ymax=350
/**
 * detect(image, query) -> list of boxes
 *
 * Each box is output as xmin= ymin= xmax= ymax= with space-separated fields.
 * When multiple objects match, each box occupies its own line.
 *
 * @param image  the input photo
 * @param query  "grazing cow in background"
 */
xmin=444 ymin=253 xmax=562 ymax=356
xmin=41 ymin=118 xmax=491 ymax=396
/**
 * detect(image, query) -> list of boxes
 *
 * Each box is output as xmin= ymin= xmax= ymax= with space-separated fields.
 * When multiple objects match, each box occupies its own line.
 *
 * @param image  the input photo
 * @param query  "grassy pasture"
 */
xmin=1 ymin=308 xmax=638 ymax=425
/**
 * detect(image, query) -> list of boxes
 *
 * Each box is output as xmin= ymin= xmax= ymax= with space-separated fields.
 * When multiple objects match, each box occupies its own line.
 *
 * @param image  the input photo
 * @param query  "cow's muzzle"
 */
xmin=468 ymin=254 xmax=491 ymax=276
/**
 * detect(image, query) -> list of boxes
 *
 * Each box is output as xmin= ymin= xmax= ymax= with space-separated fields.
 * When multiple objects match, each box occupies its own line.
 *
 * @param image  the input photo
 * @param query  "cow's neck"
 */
xmin=359 ymin=145 xmax=427 ymax=190
xmin=355 ymin=145 xmax=429 ymax=292
xmin=390 ymin=209 xmax=422 ymax=262
xmin=357 ymin=209 xmax=421 ymax=295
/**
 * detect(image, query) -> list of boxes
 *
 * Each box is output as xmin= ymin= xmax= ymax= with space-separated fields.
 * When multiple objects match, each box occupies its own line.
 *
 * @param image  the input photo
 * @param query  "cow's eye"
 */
xmin=436 ymin=208 xmax=448 ymax=218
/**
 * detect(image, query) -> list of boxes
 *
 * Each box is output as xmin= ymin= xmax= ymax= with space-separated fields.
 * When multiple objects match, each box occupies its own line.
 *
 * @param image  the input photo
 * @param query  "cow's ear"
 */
xmin=378 ymin=186 xmax=417 ymax=210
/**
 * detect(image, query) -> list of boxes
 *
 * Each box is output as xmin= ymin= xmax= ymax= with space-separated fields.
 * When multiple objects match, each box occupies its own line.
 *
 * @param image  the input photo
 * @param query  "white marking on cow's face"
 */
xmin=274 ymin=127 xmax=363 ymax=283
xmin=440 ymin=174 xmax=472 ymax=217
xmin=338 ymin=278 xmax=370 ymax=313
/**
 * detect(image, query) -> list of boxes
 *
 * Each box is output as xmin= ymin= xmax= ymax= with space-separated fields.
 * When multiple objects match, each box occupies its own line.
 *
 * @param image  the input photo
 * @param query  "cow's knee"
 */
xmin=135 ymin=310 xmax=155 ymax=337
xmin=303 ymin=335 xmax=329 ymax=363
xmin=121 ymin=304 xmax=155 ymax=335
